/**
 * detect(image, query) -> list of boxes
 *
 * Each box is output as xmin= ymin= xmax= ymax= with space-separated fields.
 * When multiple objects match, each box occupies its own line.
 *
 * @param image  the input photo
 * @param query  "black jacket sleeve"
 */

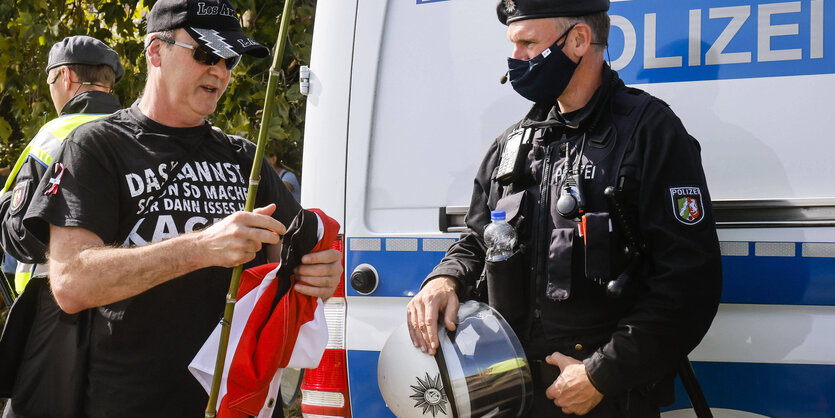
xmin=423 ymin=138 xmax=504 ymax=295
xmin=584 ymin=99 xmax=723 ymax=395
xmin=0 ymin=157 xmax=49 ymax=264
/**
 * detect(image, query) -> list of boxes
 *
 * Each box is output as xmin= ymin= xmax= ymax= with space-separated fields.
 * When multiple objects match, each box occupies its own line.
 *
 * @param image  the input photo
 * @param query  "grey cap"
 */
xmin=497 ymin=0 xmax=610 ymax=25
xmin=45 ymin=35 xmax=125 ymax=83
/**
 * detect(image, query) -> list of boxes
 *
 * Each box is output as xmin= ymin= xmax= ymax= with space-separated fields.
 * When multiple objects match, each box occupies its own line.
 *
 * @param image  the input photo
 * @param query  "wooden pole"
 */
xmin=205 ymin=0 xmax=296 ymax=415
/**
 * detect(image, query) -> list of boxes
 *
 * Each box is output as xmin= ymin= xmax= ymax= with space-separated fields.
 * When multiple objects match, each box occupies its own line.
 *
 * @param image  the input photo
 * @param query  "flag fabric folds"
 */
xmin=189 ymin=208 xmax=340 ymax=418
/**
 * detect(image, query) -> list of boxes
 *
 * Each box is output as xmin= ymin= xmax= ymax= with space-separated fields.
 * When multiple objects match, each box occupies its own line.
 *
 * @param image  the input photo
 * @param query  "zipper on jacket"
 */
xmin=532 ymin=144 xmax=554 ymax=322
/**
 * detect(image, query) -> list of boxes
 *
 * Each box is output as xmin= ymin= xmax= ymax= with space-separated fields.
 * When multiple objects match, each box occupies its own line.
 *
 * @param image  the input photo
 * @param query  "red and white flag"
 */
xmin=190 ymin=209 xmax=339 ymax=418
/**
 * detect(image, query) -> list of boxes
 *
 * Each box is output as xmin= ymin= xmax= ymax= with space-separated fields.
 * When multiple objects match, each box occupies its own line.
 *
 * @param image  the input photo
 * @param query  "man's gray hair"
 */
xmin=144 ymin=30 xmax=176 ymax=67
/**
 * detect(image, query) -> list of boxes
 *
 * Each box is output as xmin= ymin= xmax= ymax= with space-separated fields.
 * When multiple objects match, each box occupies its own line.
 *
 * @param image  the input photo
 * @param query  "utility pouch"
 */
xmin=486 ymin=249 xmax=527 ymax=325
xmin=582 ymin=212 xmax=612 ymax=284
xmin=546 ymin=228 xmax=573 ymax=301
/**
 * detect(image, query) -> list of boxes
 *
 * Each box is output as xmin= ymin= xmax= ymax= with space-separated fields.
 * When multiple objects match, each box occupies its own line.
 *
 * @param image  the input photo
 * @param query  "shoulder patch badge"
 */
xmin=670 ymin=186 xmax=704 ymax=225
xmin=9 ymin=179 xmax=30 ymax=215
xmin=410 ymin=372 xmax=449 ymax=417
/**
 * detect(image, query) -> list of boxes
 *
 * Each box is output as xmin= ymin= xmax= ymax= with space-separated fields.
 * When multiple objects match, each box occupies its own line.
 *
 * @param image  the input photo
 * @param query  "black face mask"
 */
xmin=507 ymin=24 xmax=580 ymax=104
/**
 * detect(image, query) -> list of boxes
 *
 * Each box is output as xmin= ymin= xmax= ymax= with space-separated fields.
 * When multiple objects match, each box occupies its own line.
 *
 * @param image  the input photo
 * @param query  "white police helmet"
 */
xmin=378 ymin=301 xmax=532 ymax=417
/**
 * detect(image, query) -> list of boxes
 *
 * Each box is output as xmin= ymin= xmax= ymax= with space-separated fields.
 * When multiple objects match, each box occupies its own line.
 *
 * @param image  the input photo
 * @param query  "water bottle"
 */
xmin=484 ymin=210 xmax=517 ymax=262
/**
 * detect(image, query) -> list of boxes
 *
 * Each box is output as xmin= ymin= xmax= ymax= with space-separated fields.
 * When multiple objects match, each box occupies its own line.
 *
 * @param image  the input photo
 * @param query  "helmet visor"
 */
xmin=438 ymin=301 xmax=533 ymax=417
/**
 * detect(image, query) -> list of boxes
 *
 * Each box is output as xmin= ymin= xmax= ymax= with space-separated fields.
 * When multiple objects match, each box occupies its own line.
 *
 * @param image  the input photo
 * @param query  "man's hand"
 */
xmin=196 ymin=204 xmax=286 ymax=267
xmin=293 ymin=249 xmax=343 ymax=300
xmin=545 ymin=352 xmax=604 ymax=415
xmin=406 ymin=277 xmax=459 ymax=355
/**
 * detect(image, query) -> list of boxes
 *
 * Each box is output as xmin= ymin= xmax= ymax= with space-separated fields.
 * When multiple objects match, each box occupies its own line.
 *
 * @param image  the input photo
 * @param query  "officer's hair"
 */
xmin=49 ymin=64 xmax=117 ymax=89
xmin=554 ymin=12 xmax=610 ymax=52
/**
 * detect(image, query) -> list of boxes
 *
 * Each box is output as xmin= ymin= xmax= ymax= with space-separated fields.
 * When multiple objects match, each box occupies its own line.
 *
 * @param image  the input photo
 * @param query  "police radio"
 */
xmin=556 ymin=138 xmax=587 ymax=220
xmin=557 ymin=170 xmax=585 ymax=219
xmin=495 ymin=128 xmax=535 ymax=185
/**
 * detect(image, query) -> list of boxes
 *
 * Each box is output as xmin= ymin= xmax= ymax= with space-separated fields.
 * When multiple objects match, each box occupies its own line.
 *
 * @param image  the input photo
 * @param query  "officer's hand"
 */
xmin=545 ymin=352 xmax=604 ymax=415
xmin=196 ymin=204 xmax=285 ymax=268
xmin=406 ymin=277 xmax=459 ymax=355
xmin=294 ymin=249 xmax=343 ymax=300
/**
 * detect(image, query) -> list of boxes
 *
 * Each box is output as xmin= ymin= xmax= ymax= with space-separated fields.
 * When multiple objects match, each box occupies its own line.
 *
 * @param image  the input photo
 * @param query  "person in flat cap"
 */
xmin=0 ymin=35 xmax=124 ymax=417
xmin=409 ymin=0 xmax=722 ymax=417
xmin=11 ymin=1 xmax=343 ymax=416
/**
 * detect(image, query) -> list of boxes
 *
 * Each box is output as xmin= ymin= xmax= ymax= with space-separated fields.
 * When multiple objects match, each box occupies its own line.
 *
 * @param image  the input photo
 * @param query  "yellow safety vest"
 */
xmin=5 ymin=113 xmax=108 ymax=292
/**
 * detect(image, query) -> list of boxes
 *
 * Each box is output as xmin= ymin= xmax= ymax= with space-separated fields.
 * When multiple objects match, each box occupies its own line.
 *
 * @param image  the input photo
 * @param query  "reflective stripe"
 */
xmin=3 ymin=142 xmax=33 ymax=193
xmin=13 ymin=262 xmax=48 ymax=293
xmin=14 ymin=270 xmax=31 ymax=294
xmin=46 ymin=114 xmax=105 ymax=139
xmin=2 ymin=113 xmax=109 ymax=193
xmin=31 ymin=145 xmax=54 ymax=166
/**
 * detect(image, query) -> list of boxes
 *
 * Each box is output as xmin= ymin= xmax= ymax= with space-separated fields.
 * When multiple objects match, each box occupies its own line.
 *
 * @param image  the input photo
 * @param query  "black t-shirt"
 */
xmin=24 ymin=105 xmax=300 ymax=417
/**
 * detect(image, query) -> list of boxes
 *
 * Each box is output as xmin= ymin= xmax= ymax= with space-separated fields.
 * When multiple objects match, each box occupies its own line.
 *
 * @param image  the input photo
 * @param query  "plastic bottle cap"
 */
xmin=490 ymin=210 xmax=506 ymax=221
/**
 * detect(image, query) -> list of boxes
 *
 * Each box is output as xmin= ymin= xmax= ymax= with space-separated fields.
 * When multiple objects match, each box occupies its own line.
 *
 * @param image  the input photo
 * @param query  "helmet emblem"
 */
xmin=409 ymin=372 xmax=449 ymax=417
xmin=503 ymin=0 xmax=517 ymax=15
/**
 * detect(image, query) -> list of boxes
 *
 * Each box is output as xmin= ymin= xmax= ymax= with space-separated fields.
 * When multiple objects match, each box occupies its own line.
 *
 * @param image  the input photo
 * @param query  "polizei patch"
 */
xmin=410 ymin=372 xmax=449 ymax=417
xmin=9 ymin=179 xmax=30 ymax=215
xmin=670 ymin=186 xmax=704 ymax=225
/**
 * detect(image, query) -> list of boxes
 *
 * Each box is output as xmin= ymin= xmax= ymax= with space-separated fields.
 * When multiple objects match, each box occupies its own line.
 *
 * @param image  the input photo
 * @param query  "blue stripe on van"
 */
xmin=347 ymin=350 xmax=396 ymax=418
xmin=348 ymin=348 xmax=835 ymax=417
xmin=347 ymin=238 xmax=835 ymax=306
xmin=722 ymin=242 xmax=835 ymax=306
xmin=665 ymin=362 xmax=835 ymax=418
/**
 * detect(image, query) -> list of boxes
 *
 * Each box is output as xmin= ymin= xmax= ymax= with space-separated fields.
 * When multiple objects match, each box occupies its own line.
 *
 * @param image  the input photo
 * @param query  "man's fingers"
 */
xmin=236 ymin=208 xmax=286 ymax=236
xmin=411 ymin=300 xmax=429 ymax=352
xmin=293 ymin=282 xmax=333 ymax=299
xmin=294 ymin=260 xmax=343 ymax=278
xmin=294 ymin=273 xmax=339 ymax=290
xmin=443 ymin=294 xmax=459 ymax=331
xmin=253 ymin=203 xmax=276 ymax=216
xmin=406 ymin=308 xmax=421 ymax=348
xmin=248 ymin=227 xmax=280 ymax=246
xmin=301 ymin=249 xmax=342 ymax=265
xmin=423 ymin=301 xmax=440 ymax=353
xmin=546 ymin=351 xmax=575 ymax=371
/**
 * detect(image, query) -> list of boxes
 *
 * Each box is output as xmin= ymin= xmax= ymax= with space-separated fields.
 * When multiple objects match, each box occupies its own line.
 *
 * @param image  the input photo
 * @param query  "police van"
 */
xmin=295 ymin=0 xmax=834 ymax=416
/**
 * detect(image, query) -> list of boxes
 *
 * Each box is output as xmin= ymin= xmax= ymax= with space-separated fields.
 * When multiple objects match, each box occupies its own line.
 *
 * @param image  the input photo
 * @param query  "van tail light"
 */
xmin=301 ymin=235 xmax=351 ymax=417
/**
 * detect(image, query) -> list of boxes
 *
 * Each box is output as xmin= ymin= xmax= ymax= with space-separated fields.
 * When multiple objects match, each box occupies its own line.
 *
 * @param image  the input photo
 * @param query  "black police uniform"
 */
xmin=425 ymin=66 xmax=722 ymax=417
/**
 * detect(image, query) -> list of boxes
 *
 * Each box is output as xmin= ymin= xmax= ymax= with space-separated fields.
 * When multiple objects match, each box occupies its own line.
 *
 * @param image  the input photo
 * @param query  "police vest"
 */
xmin=4 ymin=113 xmax=108 ymax=292
xmin=484 ymin=84 xmax=653 ymax=336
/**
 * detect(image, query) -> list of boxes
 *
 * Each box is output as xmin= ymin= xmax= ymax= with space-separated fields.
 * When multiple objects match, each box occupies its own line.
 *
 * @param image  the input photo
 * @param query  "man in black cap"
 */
xmin=408 ymin=0 xmax=722 ymax=416
xmin=0 ymin=35 xmax=124 ymax=418
xmin=15 ymin=1 xmax=342 ymax=416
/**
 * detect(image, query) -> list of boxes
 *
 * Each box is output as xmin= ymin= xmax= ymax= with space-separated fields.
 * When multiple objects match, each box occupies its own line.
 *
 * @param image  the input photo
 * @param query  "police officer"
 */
xmin=0 ymin=35 xmax=123 ymax=417
xmin=407 ymin=1 xmax=722 ymax=416
xmin=0 ymin=35 xmax=124 ymax=292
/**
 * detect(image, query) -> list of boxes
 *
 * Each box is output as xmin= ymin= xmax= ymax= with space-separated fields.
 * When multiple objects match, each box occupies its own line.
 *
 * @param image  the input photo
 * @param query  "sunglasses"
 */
xmin=155 ymin=37 xmax=242 ymax=70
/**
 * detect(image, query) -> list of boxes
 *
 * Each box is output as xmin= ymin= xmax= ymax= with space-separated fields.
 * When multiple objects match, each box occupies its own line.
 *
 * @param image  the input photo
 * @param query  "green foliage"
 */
xmin=0 ymin=0 xmax=316 ymax=173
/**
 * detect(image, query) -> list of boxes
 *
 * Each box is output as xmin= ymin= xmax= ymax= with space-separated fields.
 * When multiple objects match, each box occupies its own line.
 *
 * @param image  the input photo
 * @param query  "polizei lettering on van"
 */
xmin=609 ymin=0 xmax=829 ymax=83
xmin=418 ymin=0 xmax=830 ymax=84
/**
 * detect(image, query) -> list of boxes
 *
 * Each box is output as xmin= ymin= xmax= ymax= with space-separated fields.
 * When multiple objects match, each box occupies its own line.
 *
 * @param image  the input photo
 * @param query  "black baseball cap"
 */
xmin=497 ymin=0 xmax=610 ymax=25
xmin=147 ymin=0 xmax=270 ymax=59
xmin=45 ymin=35 xmax=125 ymax=82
